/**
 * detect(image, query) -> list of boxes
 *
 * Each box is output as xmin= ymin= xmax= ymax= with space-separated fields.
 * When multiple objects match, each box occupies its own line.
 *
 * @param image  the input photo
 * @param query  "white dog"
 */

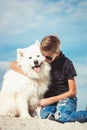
xmin=0 ymin=41 xmax=51 ymax=118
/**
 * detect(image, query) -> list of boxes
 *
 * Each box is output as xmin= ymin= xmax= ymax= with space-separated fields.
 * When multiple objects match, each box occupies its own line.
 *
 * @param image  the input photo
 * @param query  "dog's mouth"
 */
xmin=32 ymin=63 xmax=42 ymax=73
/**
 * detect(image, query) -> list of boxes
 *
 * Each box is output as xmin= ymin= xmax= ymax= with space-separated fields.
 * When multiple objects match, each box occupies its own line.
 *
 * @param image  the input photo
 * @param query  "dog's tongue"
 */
xmin=34 ymin=67 xmax=41 ymax=72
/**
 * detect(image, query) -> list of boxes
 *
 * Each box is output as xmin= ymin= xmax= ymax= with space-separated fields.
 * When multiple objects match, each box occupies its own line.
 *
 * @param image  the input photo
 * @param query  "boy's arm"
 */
xmin=38 ymin=78 xmax=76 ymax=107
xmin=9 ymin=62 xmax=26 ymax=76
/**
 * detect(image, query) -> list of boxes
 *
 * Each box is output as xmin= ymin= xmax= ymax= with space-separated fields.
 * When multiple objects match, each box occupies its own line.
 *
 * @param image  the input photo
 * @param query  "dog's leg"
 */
xmin=29 ymin=104 xmax=37 ymax=117
xmin=36 ymin=107 xmax=41 ymax=118
xmin=29 ymin=97 xmax=40 ymax=118
xmin=16 ymin=95 xmax=31 ymax=118
xmin=0 ymin=94 xmax=18 ymax=117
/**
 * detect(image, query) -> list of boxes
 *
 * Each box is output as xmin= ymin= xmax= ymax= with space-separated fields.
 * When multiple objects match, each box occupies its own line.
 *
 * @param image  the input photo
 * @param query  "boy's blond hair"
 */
xmin=40 ymin=35 xmax=60 ymax=53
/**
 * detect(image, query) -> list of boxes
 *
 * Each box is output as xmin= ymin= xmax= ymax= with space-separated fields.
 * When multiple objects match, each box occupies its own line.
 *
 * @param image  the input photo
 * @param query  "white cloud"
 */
xmin=75 ymin=63 xmax=87 ymax=86
xmin=73 ymin=57 xmax=87 ymax=110
xmin=0 ymin=0 xmax=87 ymax=34
xmin=74 ymin=56 xmax=87 ymax=87
xmin=0 ymin=0 xmax=43 ymax=33
xmin=0 ymin=61 xmax=9 ymax=74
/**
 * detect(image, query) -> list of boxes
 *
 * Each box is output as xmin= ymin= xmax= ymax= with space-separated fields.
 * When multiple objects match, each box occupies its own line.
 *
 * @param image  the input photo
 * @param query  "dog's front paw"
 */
xmin=7 ymin=112 xmax=15 ymax=117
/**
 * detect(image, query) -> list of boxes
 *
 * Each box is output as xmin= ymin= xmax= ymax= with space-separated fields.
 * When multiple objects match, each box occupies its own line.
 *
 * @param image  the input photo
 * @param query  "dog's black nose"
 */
xmin=34 ymin=60 xmax=38 ymax=65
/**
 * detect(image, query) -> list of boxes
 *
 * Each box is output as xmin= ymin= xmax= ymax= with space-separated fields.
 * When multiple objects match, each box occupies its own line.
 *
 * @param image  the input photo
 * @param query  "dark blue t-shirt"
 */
xmin=44 ymin=51 xmax=77 ymax=98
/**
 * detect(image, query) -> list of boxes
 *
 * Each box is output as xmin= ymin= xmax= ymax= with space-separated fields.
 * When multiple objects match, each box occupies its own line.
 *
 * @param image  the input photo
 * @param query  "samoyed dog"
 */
xmin=0 ymin=40 xmax=51 ymax=118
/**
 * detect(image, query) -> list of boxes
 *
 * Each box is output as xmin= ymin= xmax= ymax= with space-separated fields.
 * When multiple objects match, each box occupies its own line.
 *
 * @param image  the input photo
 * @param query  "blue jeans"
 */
xmin=40 ymin=97 xmax=87 ymax=123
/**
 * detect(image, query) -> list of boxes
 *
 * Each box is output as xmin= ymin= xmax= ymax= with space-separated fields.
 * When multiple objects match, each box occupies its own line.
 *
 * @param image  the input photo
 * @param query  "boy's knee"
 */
xmin=54 ymin=111 xmax=69 ymax=123
xmin=40 ymin=107 xmax=50 ymax=119
xmin=40 ymin=105 xmax=56 ymax=119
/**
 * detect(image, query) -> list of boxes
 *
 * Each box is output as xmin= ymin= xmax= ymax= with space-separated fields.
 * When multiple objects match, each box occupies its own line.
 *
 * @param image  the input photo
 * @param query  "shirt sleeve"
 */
xmin=65 ymin=60 xmax=77 ymax=79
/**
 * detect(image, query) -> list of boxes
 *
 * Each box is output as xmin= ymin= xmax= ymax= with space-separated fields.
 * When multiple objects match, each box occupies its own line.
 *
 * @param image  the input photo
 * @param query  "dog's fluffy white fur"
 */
xmin=0 ymin=41 xmax=51 ymax=118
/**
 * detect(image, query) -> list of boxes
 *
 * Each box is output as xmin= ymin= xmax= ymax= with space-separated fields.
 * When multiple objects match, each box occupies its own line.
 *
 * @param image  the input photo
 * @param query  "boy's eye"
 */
xmin=29 ymin=57 xmax=32 ymax=59
xmin=37 ymin=55 xmax=40 ymax=57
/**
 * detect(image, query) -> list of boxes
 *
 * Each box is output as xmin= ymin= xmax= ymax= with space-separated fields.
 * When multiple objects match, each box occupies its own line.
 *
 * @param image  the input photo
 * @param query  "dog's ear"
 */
xmin=17 ymin=48 xmax=24 ymax=57
xmin=16 ymin=48 xmax=24 ymax=66
xmin=35 ymin=40 xmax=40 ymax=46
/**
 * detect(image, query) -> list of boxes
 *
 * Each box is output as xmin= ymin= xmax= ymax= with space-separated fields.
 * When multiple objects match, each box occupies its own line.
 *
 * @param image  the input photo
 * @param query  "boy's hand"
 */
xmin=38 ymin=98 xmax=52 ymax=107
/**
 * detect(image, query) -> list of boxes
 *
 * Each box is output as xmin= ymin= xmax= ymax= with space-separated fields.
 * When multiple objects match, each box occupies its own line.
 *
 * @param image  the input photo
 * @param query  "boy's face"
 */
xmin=42 ymin=50 xmax=60 ymax=63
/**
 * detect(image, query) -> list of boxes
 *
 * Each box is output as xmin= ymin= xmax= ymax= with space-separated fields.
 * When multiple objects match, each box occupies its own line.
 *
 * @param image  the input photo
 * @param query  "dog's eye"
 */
xmin=29 ymin=57 xmax=32 ymax=59
xmin=37 ymin=55 xmax=40 ymax=57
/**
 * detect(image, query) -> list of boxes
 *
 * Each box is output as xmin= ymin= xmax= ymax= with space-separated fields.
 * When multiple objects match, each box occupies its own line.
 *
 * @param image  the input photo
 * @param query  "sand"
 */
xmin=0 ymin=116 xmax=87 ymax=130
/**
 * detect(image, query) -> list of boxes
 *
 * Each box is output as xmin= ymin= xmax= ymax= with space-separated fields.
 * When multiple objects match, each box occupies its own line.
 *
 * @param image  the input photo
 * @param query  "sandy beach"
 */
xmin=0 ymin=116 xmax=87 ymax=130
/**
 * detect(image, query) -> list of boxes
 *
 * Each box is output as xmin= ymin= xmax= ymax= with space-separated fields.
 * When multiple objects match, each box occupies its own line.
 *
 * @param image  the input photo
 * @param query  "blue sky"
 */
xmin=0 ymin=0 xmax=87 ymax=110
